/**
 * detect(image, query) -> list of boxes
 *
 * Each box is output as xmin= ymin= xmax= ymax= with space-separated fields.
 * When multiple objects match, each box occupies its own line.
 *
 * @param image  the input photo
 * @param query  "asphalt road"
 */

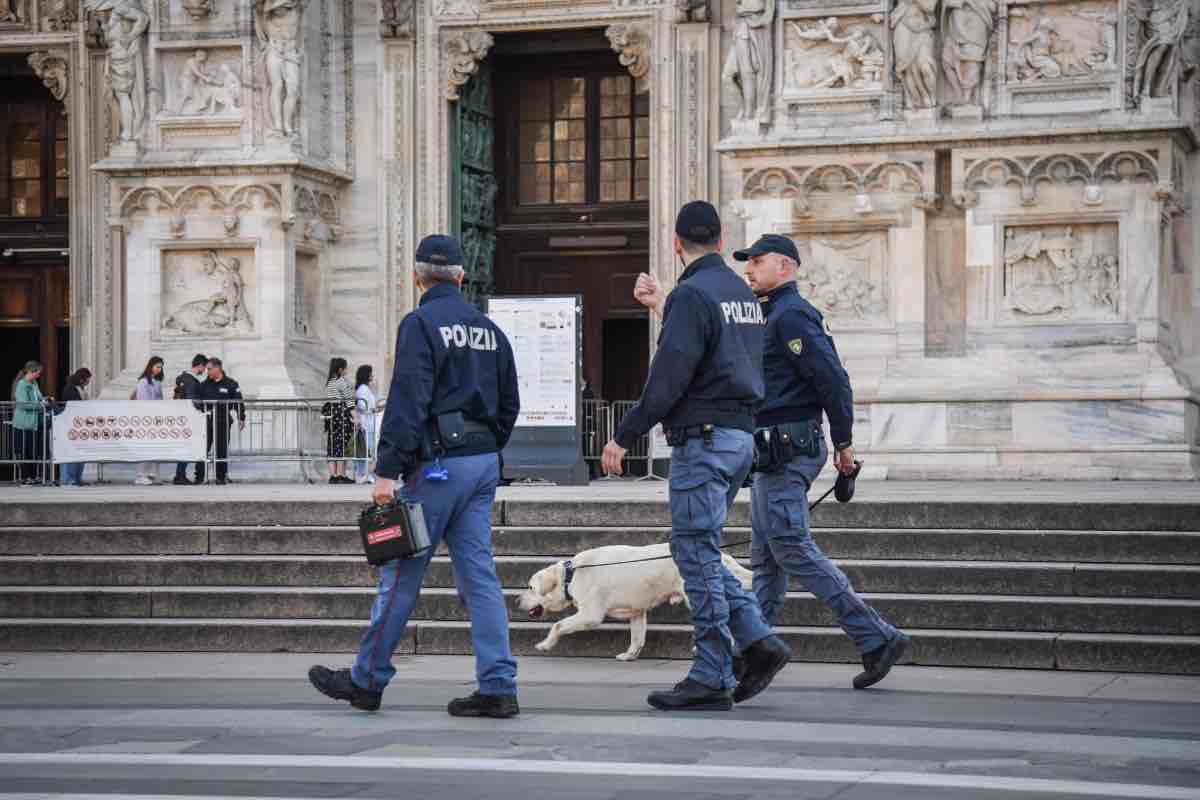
xmin=0 ymin=653 xmax=1198 ymax=800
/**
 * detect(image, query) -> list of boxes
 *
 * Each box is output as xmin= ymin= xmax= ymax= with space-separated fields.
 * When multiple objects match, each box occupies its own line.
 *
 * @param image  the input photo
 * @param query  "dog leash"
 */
xmin=568 ymin=481 xmax=841 ymax=571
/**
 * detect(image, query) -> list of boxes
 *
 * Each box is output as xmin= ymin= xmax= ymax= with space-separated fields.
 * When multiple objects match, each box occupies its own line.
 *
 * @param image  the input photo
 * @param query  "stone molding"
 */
xmin=606 ymin=22 xmax=652 ymax=93
xmin=443 ymin=28 xmax=493 ymax=101
xmin=960 ymin=149 xmax=1160 ymax=206
xmin=118 ymin=182 xmax=283 ymax=220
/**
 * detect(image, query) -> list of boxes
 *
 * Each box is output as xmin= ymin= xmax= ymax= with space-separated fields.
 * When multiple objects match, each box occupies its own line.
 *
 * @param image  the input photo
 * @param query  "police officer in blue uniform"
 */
xmin=602 ymin=201 xmax=791 ymax=711
xmin=736 ymin=234 xmax=910 ymax=690
xmin=309 ymin=234 xmax=521 ymax=717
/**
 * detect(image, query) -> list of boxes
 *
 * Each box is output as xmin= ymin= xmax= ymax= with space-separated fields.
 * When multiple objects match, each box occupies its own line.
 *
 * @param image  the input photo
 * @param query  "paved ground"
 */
xmin=0 ymin=653 xmax=1197 ymax=799
xmin=7 ymin=479 xmax=1200 ymax=503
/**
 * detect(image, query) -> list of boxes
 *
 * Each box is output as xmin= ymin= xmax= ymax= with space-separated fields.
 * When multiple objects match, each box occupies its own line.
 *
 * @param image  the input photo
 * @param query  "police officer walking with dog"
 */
xmin=309 ymin=234 xmax=522 ymax=718
xmin=602 ymin=201 xmax=791 ymax=711
xmin=736 ymin=234 xmax=910 ymax=689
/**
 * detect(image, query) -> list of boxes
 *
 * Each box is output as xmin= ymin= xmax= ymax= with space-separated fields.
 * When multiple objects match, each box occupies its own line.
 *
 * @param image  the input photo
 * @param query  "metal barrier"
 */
xmin=581 ymin=399 xmax=653 ymax=478
xmin=0 ymin=401 xmax=54 ymax=485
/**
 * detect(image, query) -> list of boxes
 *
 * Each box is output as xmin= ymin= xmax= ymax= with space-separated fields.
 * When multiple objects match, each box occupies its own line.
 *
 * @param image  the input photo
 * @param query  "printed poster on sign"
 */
xmin=488 ymin=296 xmax=577 ymax=428
xmin=53 ymin=400 xmax=208 ymax=463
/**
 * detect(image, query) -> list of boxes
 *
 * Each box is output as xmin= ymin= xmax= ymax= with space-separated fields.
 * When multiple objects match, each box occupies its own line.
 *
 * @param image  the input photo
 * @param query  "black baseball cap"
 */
xmin=733 ymin=233 xmax=801 ymax=264
xmin=674 ymin=201 xmax=722 ymax=245
xmin=415 ymin=234 xmax=463 ymax=266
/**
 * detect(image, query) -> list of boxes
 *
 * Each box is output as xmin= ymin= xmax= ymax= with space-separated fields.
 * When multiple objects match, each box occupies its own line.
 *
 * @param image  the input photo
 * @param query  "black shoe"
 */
xmin=447 ymin=691 xmax=519 ymax=718
xmin=173 ymin=476 xmax=192 ymax=485
xmin=853 ymin=632 xmax=910 ymax=690
xmin=647 ymin=677 xmax=732 ymax=711
xmin=308 ymin=665 xmax=382 ymax=711
xmin=733 ymin=635 xmax=791 ymax=704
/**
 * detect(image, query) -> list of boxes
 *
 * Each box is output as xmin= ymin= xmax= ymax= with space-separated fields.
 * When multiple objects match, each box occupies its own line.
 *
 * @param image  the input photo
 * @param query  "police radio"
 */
xmin=358 ymin=498 xmax=432 ymax=565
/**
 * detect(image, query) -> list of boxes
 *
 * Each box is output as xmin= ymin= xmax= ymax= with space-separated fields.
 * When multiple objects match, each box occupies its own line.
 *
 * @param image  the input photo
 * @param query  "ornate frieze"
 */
xmin=27 ymin=51 xmax=69 ymax=105
xmin=743 ymin=159 xmax=926 ymax=199
xmin=607 ymin=23 xmax=653 ymax=93
xmin=444 ymin=29 xmax=493 ymax=101
xmin=962 ymin=149 xmax=1159 ymax=205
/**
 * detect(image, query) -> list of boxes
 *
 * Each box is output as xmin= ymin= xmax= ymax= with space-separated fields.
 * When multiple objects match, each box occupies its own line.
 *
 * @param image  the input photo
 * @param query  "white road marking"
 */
xmin=0 ymin=753 xmax=1198 ymax=799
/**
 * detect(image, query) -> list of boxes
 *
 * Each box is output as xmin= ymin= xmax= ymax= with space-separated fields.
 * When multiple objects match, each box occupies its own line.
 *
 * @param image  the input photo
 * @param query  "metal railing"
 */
xmin=582 ymin=399 xmax=655 ymax=478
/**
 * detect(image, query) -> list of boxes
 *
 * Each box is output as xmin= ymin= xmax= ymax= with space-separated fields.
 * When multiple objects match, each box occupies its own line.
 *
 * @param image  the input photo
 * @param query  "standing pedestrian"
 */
xmin=12 ymin=361 xmax=45 ymax=485
xmin=737 ymin=234 xmax=909 ymax=689
xmin=309 ymin=234 xmax=521 ymax=717
xmin=603 ymin=201 xmax=790 ymax=711
xmin=172 ymin=354 xmax=207 ymax=485
xmin=194 ymin=358 xmax=245 ymax=485
xmin=353 ymin=364 xmax=383 ymax=484
xmin=59 ymin=368 xmax=92 ymax=486
xmin=133 ymin=356 xmax=165 ymax=485
xmin=324 ymin=357 xmax=355 ymax=484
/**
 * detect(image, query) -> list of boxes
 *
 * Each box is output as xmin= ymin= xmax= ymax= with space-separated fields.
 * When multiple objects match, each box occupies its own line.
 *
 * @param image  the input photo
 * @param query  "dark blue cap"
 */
xmin=415 ymin=234 xmax=463 ymax=266
xmin=733 ymin=234 xmax=801 ymax=264
xmin=674 ymin=201 xmax=722 ymax=245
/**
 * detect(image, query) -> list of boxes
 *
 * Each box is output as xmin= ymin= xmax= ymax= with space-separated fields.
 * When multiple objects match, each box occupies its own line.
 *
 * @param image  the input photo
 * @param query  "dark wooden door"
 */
xmin=491 ymin=36 xmax=651 ymax=401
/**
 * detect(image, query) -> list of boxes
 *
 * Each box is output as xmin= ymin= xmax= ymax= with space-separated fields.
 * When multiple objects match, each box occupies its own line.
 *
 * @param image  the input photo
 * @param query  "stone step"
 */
xmin=3 ymin=526 xmax=1198 ymax=564
xmin=3 ymin=586 xmax=1198 ymax=636
xmin=1 ymin=617 xmax=1196 ymax=674
xmin=4 ymin=555 xmax=1197 ymax=599
xmin=6 ymin=497 xmax=1200 ymax=531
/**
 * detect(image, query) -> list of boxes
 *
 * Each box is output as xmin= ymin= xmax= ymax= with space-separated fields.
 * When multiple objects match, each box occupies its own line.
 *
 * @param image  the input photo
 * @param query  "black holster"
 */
xmin=418 ymin=411 xmax=494 ymax=460
xmin=753 ymin=421 xmax=820 ymax=474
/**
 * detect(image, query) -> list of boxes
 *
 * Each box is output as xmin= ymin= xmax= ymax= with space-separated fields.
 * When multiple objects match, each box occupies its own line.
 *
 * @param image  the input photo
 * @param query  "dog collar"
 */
xmin=562 ymin=559 xmax=575 ymax=604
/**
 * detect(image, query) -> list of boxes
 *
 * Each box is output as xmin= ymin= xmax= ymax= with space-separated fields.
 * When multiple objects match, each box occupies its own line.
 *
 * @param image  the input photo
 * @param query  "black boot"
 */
xmin=447 ymin=691 xmax=519 ymax=718
xmin=853 ymin=632 xmax=910 ymax=690
xmin=733 ymin=635 xmax=791 ymax=704
xmin=308 ymin=665 xmax=382 ymax=711
xmin=647 ymin=678 xmax=733 ymax=712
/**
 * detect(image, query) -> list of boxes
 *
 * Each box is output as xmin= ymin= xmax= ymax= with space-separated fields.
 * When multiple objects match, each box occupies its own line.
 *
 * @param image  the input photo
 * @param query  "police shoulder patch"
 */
xmin=787 ymin=338 xmax=804 ymax=355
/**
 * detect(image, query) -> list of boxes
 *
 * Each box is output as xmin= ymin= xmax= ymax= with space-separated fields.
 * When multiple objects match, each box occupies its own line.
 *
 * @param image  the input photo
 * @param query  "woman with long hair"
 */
xmin=12 ymin=361 xmax=45 ymax=485
xmin=134 ymin=356 xmax=165 ymax=485
xmin=324 ymin=357 xmax=355 ymax=484
xmin=352 ymin=364 xmax=384 ymax=484
xmin=59 ymin=368 xmax=93 ymax=486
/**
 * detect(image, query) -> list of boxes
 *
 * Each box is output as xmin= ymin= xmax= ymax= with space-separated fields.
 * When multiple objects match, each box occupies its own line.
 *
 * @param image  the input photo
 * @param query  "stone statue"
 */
xmin=1134 ymin=0 xmax=1192 ymax=99
xmin=88 ymin=0 xmax=150 ymax=144
xmin=723 ymin=0 xmax=776 ymax=126
xmin=892 ymin=0 xmax=939 ymax=109
xmin=0 ymin=0 xmax=19 ymax=22
xmin=941 ymin=0 xmax=998 ymax=107
xmin=255 ymin=0 xmax=304 ymax=139
xmin=162 ymin=251 xmax=253 ymax=334
xmin=177 ymin=50 xmax=222 ymax=114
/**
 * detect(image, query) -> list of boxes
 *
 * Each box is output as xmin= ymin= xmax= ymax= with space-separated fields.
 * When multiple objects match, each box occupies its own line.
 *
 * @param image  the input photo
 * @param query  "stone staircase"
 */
xmin=1 ymin=494 xmax=1199 ymax=673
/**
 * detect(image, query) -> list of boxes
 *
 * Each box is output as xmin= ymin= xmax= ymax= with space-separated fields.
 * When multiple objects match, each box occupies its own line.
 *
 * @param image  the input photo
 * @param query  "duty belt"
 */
xmin=752 ymin=420 xmax=821 ymax=473
xmin=663 ymin=423 xmax=717 ymax=447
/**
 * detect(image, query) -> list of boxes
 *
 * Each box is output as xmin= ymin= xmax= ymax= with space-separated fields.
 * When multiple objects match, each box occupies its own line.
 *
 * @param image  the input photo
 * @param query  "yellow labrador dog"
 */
xmin=517 ymin=543 xmax=754 ymax=661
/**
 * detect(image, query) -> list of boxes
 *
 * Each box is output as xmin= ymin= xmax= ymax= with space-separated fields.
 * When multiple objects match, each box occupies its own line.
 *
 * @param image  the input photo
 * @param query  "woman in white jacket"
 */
xmin=353 ymin=364 xmax=383 ymax=484
xmin=134 ymin=356 xmax=165 ymax=485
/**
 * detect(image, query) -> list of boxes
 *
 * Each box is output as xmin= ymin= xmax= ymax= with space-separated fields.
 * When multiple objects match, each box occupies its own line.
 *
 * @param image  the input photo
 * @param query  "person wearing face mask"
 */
xmin=735 ymin=234 xmax=909 ymax=689
xmin=600 ymin=201 xmax=789 ymax=712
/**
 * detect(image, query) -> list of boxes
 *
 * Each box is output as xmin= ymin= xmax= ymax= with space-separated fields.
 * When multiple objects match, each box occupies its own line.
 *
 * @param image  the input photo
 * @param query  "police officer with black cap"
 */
xmin=309 ymin=234 xmax=522 ymax=717
xmin=735 ymin=233 xmax=910 ymax=690
xmin=602 ymin=201 xmax=791 ymax=711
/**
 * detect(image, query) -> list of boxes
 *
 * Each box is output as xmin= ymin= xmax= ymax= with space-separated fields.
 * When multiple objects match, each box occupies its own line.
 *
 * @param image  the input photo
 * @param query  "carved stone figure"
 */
xmin=676 ymin=0 xmax=708 ymax=23
xmin=27 ymin=52 xmax=69 ymax=104
xmin=381 ymin=0 xmax=414 ymax=36
xmin=892 ymin=0 xmax=939 ymax=108
xmin=1134 ymin=0 xmax=1191 ymax=98
xmin=606 ymin=23 xmax=652 ymax=93
xmin=941 ymin=0 xmax=998 ymax=106
xmin=162 ymin=251 xmax=253 ymax=334
xmin=181 ymin=0 xmax=212 ymax=21
xmin=445 ymin=29 xmax=493 ymax=101
xmin=723 ymin=0 xmax=776 ymax=125
xmin=87 ymin=0 xmax=150 ymax=144
xmin=216 ymin=65 xmax=243 ymax=112
xmin=41 ymin=0 xmax=78 ymax=31
xmin=1010 ymin=17 xmax=1064 ymax=79
xmin=255 ymin=0 xmax=304 ymax=138
xmin=1073 ymin=8 xmax=1119 ymax=69
xmin=0 ymin=0 xmax=19 ymax=23
xmin=177 ymin=50 xmax=222 ymax=114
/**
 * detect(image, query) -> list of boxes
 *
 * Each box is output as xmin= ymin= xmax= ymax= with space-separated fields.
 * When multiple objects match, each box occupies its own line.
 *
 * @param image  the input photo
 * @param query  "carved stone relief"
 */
xmin=723 ymin=0 xmax=776 ymax=131
xmin=255 ymin=0 xmax=305 ymax=140
xmin=444 ymin=29 xmax=493 ymax=101
xmin=27 ymin=51 xmax=69 ymax=105
xmin=1001 ymin=223 xmax=1119 ymax=321
xmin=380 ymin=0 xmax=414 ymax=37
xmin=1132 ymin=0 xmax=1195 ymax=100
xmin=40 ymin=0 xmax=77 ymax=31
xmin=607 ymin=23 xmax=653 ymax=93
xmin=891 ymin=0 xmax=939 ymax=110
xmin=676 ymin=0 xmax=709 ymax=22
xmin=1006 ymin=3 xmax=1110 ymax=82
xmin=163 ymin=49 xmax=244 ymax=116
xmin=161 ymin=249 xmax=256 ymax=335
xmin=962 ymin=149 xmax=1158 ymax=206
xmin=786 ymin=15 xmax=886 ymax=92
xmin=180 ymin=0 xmax=212 ymax=20
xmin=791 ymin=231 xmax=890 ymax=322
xmin=87 ymin=0 xmax=150 ymax=146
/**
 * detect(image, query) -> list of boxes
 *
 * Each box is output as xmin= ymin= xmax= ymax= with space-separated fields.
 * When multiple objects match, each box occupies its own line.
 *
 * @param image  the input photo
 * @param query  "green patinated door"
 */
xmin=451 ymin=63 xmax=497 ymax=308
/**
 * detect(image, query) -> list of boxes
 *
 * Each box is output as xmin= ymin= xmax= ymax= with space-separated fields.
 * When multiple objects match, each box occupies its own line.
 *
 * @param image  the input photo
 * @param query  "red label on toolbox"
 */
xmin=367 ymin=525 xmax=406 ymax=546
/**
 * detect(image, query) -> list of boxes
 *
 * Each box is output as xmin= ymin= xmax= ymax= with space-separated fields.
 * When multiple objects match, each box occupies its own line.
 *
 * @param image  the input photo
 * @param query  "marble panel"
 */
xmin=1012 ymin=400 xmax=1188 ymax=447
xmin=948 ymin=402 xmax=1014 ymax=446
xmin=869 ymin=402 xmax=948 ymax=447
xmin=294 ymin=252 xmax=320 ymax=340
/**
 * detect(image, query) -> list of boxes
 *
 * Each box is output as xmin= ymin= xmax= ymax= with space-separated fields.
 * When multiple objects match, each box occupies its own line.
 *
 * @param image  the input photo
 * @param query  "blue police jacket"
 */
xmin=376 ymin=282 xmax=520 ymax=480
xmin=614 ymin=253 xmax=765 ymax=448
xmin=756 ymin=281 xmax=854 ymax=450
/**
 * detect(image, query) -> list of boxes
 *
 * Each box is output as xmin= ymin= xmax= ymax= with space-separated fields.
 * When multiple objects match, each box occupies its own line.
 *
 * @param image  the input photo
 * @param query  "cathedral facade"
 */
xmin=0 ymin=0 xmax=1197 ymax=478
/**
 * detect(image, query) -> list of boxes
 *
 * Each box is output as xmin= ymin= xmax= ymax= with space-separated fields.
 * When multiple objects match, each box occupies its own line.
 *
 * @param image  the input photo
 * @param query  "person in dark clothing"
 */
xmin=194 ymin=358 xmax=244 ymax=485
xmin=59 ymin=368 xmax=92 ymax=486
xmin=173 ymin=354 xmax=208 ymax=485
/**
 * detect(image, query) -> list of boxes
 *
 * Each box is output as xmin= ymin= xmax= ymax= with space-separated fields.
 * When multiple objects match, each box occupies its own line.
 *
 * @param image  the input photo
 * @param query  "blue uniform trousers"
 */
xmin=750 ymin=436 xmax=897 ymax=655
xmin=668 ymin=427 xmax=774 ymax=690
xmin=352 ymin=452 xmax=517 ymax=696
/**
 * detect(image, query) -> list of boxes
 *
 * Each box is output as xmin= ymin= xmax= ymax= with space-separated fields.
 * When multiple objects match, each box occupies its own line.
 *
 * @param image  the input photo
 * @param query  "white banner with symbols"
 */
xmin=52 ymin=401 xmax=208 ymax=463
